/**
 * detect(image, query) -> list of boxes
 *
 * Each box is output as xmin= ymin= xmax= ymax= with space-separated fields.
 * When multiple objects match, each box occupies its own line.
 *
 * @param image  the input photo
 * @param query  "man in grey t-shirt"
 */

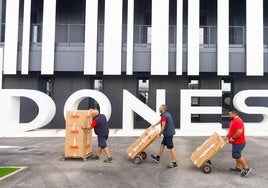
xmin=151 ymin=104 xmax=177 ymax=168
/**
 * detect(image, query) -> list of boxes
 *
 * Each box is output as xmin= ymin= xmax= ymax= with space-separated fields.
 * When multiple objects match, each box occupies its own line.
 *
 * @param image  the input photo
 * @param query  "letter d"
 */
xmin=0 ymin=89 xmax=56 ymax=132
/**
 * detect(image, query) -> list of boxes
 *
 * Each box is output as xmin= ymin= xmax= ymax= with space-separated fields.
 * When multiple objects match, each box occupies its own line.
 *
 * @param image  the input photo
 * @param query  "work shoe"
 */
xmin=90 ymin=155 xmax=99 ymax=160
xmin=151 ymin=154 xmax=160 ymax=163
xmin=241 ymin=168 xmax=252 ymax=177
xmin=167 ymin=162 xmax=178 ymax=168
xmin=229 ymin=167 xmax=242 ymax=173
xmin=104 ymin=157 xmax=113 ymax=163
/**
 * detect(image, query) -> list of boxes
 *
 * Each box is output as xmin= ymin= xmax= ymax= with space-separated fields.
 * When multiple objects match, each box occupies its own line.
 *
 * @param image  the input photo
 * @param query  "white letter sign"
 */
xmin=64 ymin=89 xmax=112 ymax=120
xmin=233 ymin=90 xmax=268 ymax=135
xmin=0 ymin=89 xmax=56 ymax=132
xmin=180 ymin=89 xmax=223 ymax=136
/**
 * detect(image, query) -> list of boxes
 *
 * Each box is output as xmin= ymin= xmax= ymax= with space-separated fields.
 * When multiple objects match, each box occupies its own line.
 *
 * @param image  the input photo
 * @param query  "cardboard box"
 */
xmin=65 ymin=110 xmax=92 ymax=127
xmin=64 ymin=110 xmax=93 ymax=158
xmin=64 ymin=129 xmax=92 ymax=158
xmin=126 ymin=126 xmax=160 ymax=159
xmin=65 ymin=125 xmax=85 ymax=136
xmin=190 ymin=132 xmax=226 ymax=168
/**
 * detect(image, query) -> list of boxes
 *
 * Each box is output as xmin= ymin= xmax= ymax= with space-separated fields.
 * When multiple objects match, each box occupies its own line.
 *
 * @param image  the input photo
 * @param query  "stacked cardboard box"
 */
xmin=126 ymin=126 xmax=160 ymax=159
xmin=190 ymin=132 xmax=226 ymax=168
xmin=65 ymin=110 xmax=93 ymax=158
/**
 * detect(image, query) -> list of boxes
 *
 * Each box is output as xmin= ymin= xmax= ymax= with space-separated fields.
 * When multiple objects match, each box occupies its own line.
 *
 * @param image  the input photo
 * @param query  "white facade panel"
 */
xmin=187 ymin=0 xmax=200 ymax=75
xmin=103 ymin=0 xmax=123 ymax=75
xmin=3 ymin=0 xmax=20 ymax=74
xmin=176 ymin=0 xmax=183 ymax=75
xmin=41 ymin=0 xmax=57 ymax=75
xmin=151 ymin=0 xmax=169 ymax=75
xmin=126 ymin=0 xmax=134 ymax=75
xmin=84 ymin=0 xmax=98 ymax=75
xmin=246 ymin=0 xmax=263 ymax=76
xmin=217 ymin=0 xmax=229 ymax=76
xmin=21 ymin=0 xmax=32 ymax=75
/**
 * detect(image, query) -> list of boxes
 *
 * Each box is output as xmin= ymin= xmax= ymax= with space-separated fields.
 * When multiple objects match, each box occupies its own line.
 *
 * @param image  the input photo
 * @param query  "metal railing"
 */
xmin=1 ymin=23 xmax=267 ymax=47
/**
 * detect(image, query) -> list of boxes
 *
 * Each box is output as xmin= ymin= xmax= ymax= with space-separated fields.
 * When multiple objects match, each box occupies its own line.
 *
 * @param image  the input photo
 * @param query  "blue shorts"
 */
xmin=98 ymin=135 xmax=108 ymax=149
xmin=232 ymin=143 xmax=246 ymax=159
xmin=161 ymin=136 xmax=174 ymax=149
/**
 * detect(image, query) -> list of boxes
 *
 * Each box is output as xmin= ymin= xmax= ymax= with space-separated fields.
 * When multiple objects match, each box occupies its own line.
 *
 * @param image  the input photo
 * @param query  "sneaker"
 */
xmin=151 ymin=154 xmax=160 ymax=163
xmin=229 ymin=167 xmax=242 ymax=173
xmin=104 ymin=157 xmax=113 ymax=163
xmin=241 ymin=167 xmax=252 ymax=177
xmin=167 ymin=162 xmax=178 ymax=168
xmin=90 ymin=155 xmax=99 ymax=160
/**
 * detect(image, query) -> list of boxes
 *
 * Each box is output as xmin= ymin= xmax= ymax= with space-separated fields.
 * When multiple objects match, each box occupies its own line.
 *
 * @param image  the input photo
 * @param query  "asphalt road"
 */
xmin=0 ymin=136 xmax=267 ymax=188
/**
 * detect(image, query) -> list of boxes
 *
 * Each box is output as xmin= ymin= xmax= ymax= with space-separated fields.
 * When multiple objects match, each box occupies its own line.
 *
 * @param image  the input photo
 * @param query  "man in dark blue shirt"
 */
xmin=151 ymin=105 xmax=177 ymax=168
xmin=83 ymin=109 xmax=113 ymax=163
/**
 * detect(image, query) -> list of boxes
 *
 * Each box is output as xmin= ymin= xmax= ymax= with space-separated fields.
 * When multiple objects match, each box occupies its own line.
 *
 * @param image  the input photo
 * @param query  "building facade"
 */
xmin=0 ymin=0 xmax=268 ymax=135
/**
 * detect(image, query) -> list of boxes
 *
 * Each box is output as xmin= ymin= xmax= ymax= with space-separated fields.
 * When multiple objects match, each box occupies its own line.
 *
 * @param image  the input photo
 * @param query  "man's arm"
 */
xmin=229 ymin=128 xmax=243 ymax=142
xmin=82 ymin=119 xmax=98 ymax=130
xmin=151 ymin=120 xmax=161 ymax=127
xmin=159 ymin=122 xmax=166 ymax=136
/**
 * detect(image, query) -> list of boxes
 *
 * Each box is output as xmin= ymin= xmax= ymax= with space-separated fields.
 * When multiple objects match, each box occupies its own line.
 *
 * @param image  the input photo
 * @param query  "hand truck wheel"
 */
xmin=133 ymin=155 xmax=143 ymax=164
xmin=202 ymin=163 xmax=212 ymax=174
xmin=140 ymin=151 xmax=147 ymax=159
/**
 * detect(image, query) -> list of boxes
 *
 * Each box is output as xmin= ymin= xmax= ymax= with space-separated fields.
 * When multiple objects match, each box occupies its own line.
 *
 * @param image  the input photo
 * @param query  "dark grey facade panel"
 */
xmin=103 ymin=76 xmax=137 ymax=129
xmin=199 ymin=49 xmax=217 ymax=72
xmin=229 ymin=51 xmax=246 ymax=73
xmin=149 ymin=75 xmax=189 ymax=129
xmin=16 ymin=46 xmax=268 ymax=73
xmin=48 ymin=73 xmax=91 ymax=129
xmin=54 ymin=51 xmax=84 ymax=71
xmin=265 ymin=53 xmax=268 ymax=72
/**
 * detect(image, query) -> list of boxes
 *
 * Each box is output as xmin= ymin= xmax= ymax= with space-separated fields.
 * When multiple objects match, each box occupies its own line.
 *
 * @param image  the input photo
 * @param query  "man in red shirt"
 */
xmin=227 ymin=109 xmax=251 ymax=177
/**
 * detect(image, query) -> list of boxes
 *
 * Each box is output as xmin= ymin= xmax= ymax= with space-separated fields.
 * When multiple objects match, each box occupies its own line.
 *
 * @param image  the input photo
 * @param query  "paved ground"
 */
xmin=0 ymin=136 xmax=267 ymax=188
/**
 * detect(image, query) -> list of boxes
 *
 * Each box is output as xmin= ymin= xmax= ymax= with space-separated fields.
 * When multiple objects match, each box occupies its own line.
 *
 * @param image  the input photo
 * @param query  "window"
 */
xmin=188 ymin=79 xmax=199 ymax=105
xmin=135 ymin=78 xmax=150 ymax=125
xmin=138 ymin=78 xmax=149 ymax=105
xmin=89 ymin=78 xmax=103 ymax=110
xmin=38 ymin=76 xmax=53 ymax=97
xmin=94 ymin=79 xmax=103 ymax=91
xmin=188 ymin=79 xmax=199 ymax=122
